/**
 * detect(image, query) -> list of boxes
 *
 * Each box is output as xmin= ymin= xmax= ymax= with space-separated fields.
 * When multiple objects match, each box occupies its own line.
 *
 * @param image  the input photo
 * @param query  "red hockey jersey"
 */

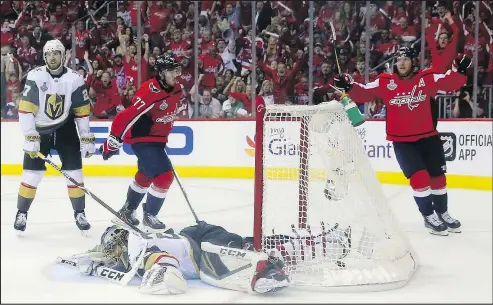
xmin=110 ymin=78 xmax=182 ymax=144
xmin=349 ymin=69 xmax=466 ymax=142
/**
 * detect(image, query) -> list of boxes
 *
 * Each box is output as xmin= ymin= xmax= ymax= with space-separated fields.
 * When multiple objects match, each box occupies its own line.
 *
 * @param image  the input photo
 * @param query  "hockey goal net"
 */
xmin=253 ymin=101 xmax=418 ymax=291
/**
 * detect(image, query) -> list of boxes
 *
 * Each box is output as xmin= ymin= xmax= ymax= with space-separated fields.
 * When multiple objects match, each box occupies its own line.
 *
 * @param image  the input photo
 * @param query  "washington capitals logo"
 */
xmin=388 ymin=85 xmax=426 ymax=111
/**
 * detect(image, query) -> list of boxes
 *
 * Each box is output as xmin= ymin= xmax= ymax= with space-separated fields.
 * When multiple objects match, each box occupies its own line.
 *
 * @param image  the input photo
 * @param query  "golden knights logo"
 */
xmin=44 ymin=94 xmax=65 ymax=120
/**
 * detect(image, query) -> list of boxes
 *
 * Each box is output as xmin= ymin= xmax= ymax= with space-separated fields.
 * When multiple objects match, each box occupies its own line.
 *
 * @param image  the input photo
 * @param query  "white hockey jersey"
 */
xmin=18 ymin=66 xmax=90 ymax=134
xmin=127 ymin=231 xmax=200 ymax=280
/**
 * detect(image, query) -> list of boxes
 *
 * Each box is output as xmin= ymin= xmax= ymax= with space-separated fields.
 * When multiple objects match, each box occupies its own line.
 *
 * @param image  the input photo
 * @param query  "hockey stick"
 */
xmin=164 ymin=150 xmax=201 ymax=224
xmin=36 ymin=152 xmax=167 ymax=240
xmin=56 ymin=240 xmax=148 ymax=285
xmin=329 ymin=21 xmax=342 ymax=74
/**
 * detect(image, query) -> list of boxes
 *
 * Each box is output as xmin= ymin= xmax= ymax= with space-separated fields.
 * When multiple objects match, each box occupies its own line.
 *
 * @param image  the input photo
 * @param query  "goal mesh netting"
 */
xmin=253 ymin=101 xmax=418 ymax=291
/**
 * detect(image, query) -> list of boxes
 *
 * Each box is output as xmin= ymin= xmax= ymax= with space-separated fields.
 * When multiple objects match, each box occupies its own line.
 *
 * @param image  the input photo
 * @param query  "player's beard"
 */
xmin=47 ymin=59 xmax=63 ymax=74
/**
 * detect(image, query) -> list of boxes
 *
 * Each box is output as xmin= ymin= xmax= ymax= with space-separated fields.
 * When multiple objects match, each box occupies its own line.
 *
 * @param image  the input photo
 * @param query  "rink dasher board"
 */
xmin=1 ymin=120 xmax=491 ymax=190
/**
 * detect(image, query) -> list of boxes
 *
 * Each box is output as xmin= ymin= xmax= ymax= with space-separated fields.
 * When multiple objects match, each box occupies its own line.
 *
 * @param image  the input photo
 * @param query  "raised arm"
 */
xmin=334 ymin=73 xmax=383 ymax=104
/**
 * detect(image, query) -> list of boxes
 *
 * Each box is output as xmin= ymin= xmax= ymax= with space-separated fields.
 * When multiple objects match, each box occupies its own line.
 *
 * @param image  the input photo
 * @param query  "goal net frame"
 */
xmin=252 ymin=102 xmax=419 ymax=292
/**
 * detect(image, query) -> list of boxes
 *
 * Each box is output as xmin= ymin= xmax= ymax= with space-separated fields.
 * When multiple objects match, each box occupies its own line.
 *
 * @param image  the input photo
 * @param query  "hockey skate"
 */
xmin=142 ymin=212 xmax=168 ymax=233
xmin=14 ymin=211 xmax=27 ymax=235
xmin=114 ymin=204 xmax=140 ymax=226
xmin=437 ymin=211 xmax=462 ymax=233
xmin=74 ymin=211 xmax=91 ymax=235
xmin=251 ymin=257 xmax=290 ymax=293
xmin=423 ymin=213 xmax=448 ymax=236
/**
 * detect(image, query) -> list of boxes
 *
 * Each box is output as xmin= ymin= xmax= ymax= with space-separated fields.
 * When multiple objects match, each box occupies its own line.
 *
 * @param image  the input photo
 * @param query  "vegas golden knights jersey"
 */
xmin=18 ymin=66 xmax=90 ymax=134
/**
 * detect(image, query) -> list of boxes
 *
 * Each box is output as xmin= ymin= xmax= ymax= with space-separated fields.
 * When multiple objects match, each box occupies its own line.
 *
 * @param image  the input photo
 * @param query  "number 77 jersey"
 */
xmin=110 ymin=79 xmax=183 ymax=144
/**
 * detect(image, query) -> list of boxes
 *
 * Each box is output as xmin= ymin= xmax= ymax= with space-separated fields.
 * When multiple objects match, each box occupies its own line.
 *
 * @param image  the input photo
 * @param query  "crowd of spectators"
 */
xmin=1 ymin=0 xmax=492 ymax=120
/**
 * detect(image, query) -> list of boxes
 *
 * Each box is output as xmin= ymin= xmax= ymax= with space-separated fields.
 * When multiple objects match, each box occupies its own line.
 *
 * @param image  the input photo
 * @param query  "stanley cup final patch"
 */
xmin=387 ymin=80 xmax=397 ymax=90
xmin=159 ymin=101 xmax=168 ymax=110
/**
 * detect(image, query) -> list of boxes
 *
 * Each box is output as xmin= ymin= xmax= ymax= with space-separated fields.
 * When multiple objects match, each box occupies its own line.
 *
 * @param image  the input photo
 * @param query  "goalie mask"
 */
xmin=43 ymin=39 xmax=66 ymax=74
xmin=100 ymin=225 xmax=129 ymax=258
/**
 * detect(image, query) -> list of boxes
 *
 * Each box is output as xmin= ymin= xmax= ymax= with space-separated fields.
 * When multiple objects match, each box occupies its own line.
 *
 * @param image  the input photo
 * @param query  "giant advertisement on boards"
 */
xmin=1 ymin=120 xmax=491 ymax=186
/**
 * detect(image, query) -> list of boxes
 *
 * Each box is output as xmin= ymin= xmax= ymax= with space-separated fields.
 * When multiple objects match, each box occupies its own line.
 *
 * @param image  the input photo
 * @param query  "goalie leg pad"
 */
xmin=140 ymin=263 xmax=187 ymax=295
xmin=199 ymin=242 xmax=289 ymax=293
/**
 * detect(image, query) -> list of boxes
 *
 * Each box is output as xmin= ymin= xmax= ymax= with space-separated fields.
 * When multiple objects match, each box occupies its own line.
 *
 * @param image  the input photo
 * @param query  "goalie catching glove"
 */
xmin=23 ymin=133 xmax=41 ymax=159
xmin=100 ymin=134 xmax=123 ymax=160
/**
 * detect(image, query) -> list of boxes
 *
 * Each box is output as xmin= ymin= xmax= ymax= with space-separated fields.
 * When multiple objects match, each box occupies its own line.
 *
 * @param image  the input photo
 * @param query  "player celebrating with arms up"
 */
xmin=15 ymin=39 xmax=95 ymax=234
xmin=100 ymin=54 xmax=182 ymax=232
xmin=333 ymin=47 xmax=471 ymax=235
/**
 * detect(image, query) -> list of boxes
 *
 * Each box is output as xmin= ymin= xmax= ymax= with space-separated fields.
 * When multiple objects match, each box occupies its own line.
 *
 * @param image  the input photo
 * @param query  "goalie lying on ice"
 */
xmin=60 ymin=221 xmax=291 ymax=294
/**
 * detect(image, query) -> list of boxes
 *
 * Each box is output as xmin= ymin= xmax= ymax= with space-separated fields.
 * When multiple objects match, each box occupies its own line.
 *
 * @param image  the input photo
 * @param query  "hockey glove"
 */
xmin=454 ymin=53 xmax=472 ymax=74
xmin=23 ymin=133 xmax=41 ymax=159
xmin=100 ymin=134 xmax=123 ymax=160
xmin=80 ymin=134 xmax=96 ymax=158
xmin=333 ymin=73 xmax=354 ymax=92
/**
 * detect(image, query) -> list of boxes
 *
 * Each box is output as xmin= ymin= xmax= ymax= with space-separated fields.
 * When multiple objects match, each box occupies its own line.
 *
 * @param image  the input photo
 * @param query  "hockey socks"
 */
xmin=410 ymin=170 xmax=434 ymax=216
xmin=65 ymin=170 xmax=85 ymax=213
xmin=126 ymin=182 xmax=148 ymax=210
xmin=430 ymin=175 xmax=448 ymax=214
xmin=68 ymin=185 xmax=85 ymax=212
xmin=17 ymin=170 xmax=44 ymax=213
xmin=143 ymin=187 xmax=167 ymax=216
xmin=143 ymin=171 xmax=173 ymax=216
xmin=17 ymin=183 xmax=37 ymax=213
xmin=126 ymin=172 xmax=153 ymax=210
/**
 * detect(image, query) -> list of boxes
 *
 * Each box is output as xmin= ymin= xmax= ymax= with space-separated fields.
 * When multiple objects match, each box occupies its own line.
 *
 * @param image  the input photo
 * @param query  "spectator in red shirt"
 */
xmin=121 ymin=33 xmax=150 ymax=86
xmin=198 ymin=44 xmax=224 ymax=89
xmin=128 ymin=0 xmax=147 ymax=27
xmin=53 ymin=3 xmax=68 ymax=24
xmin=90 ymin=15 xmax=118 ymax=50
xmin=426 ymin=12 xmax=459 ymax=73
xmin=177 ymin=55 xmax=194 ymax=91
xmin=4 ymin=58 xmax=22 ymax=105
xmin=167 ymin=28 xmax=192 ymax=57
xmin=91 ymin=71 xmax=122 ymax=119
xmin=313 ymin=61 xmax=336 ymax=103
xmin=374 ymin=28 xmax=399 ymax=58
xmin=16 ymin=35 xmax=37 ymax=71
xmin=0 ymin=21 xmax=14 ymax=46
xmin=257 ymin=51 xmax=306 ymax=104
xmin=149 ymin=1 xmax=170 ymax=46
xmin=43 ymin=15 xmax=64 ymax=40
xmin=294 ymin=74 xmax=312 ymax=105
xmin=391 ymin=17 xmax=417 ymax=42
xmin=65 ymin=0 xmax=83 ymax=23
xmin=74 ymin=21 xmax=91 ymax=65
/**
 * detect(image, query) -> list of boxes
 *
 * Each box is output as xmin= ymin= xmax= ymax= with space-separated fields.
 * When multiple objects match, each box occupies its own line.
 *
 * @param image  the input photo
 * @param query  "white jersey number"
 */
xmin=134 ymin=97 xmax=146 ymax=110
xmin=82 ymin=89 xmax=90 ymax=102
xmin=22 ymin=84 xmax=31 ymax=97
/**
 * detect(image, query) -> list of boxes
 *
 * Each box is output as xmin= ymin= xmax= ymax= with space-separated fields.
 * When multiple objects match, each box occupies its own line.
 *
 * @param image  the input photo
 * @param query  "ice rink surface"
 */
xmin=1 ymin=175 xmax=491 ymax=303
